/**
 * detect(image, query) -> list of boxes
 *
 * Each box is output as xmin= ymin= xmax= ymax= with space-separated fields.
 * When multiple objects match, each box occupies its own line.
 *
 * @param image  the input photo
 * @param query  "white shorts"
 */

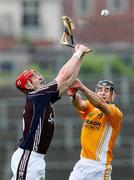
xmin=11 ymin=148 xmax=46 ymax=180
xmin=69 ymin=158 xmax=112 ymax=180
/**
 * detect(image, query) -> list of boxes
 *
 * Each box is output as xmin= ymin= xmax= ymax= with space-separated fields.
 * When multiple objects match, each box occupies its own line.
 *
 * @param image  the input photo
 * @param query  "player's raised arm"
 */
xmin=78 ymin=82 xmax=110 ymax=115
xmin=55 ymin=44 xmax=92 ymax=96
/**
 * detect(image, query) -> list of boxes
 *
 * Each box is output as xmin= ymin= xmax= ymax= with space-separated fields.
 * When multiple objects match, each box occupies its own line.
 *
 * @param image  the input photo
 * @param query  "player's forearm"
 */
xmin=70 ymin=93 xmax=87 ymax=111
xmin=57 ymin=44 xmax=91 ymax=84
xmin=80 ymin=84 xmax=104 ymax=108
xmin=57 ymin=50 xmax=83 ymax=82
xmin=70 ymin=93 xmax=80 ymax=107
xmin=56 ymin=52 xmax=84 ymax=96
xmin=56 ymin=45 xmax=90 ymax=96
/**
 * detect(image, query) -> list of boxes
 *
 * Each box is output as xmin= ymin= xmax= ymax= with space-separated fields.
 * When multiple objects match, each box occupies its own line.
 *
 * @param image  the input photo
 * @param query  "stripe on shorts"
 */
xmin=16 ymin=150 xmax=31 ymax=180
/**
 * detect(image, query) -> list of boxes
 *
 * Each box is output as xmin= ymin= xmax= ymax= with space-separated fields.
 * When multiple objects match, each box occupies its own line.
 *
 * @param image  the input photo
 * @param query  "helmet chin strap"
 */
xmin=26 ymin=80 xmax=34 ymax=90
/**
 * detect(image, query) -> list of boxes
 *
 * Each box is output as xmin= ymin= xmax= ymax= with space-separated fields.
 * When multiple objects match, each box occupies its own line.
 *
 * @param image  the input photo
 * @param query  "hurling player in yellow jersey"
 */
xmin=68 ymin=79 xmax=123 ymax=180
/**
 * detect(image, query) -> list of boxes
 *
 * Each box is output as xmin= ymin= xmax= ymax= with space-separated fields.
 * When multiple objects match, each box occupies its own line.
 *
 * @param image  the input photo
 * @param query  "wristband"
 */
xmin=73 ymin=50 xmax=83 ymax=60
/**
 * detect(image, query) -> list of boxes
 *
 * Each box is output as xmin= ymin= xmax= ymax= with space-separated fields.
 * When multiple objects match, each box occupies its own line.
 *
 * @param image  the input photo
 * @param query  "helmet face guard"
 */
xmin=15 ymin=70 xmax=34 ymax=93
xmin=95 ymin=80 xmax=115 ymax=93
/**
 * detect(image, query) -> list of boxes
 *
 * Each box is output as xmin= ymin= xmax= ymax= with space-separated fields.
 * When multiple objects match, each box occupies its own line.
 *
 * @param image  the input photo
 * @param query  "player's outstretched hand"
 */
xmin=75 ymin=44 xmax=92 ymax=54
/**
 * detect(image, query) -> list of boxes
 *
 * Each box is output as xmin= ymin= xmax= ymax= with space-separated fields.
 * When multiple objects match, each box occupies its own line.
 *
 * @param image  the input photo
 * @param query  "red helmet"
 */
xmin=15 ymin=69 xmax=34 ymax=93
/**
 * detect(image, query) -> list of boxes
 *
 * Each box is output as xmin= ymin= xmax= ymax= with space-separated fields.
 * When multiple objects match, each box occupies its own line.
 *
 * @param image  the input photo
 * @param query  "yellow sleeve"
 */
xmin=76 ymin=100 xmax=94 ymax=121
xmin=107 ymin=105 xmax=123 ymax=132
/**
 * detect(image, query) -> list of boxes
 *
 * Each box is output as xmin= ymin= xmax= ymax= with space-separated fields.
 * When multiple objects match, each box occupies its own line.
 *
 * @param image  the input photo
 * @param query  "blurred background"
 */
xmin=0 ymin=0 xmax=134 ymax=179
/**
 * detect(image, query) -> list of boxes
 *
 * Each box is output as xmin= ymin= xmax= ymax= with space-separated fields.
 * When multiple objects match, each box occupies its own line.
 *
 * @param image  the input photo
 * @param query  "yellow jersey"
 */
xmin=77 ymin=100 xmax=123 ymax=165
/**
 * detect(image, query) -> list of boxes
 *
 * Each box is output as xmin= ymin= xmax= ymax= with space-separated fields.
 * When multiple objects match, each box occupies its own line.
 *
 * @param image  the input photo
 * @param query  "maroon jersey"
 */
xmin=18 ymin=80 xmax=60 ymax=154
